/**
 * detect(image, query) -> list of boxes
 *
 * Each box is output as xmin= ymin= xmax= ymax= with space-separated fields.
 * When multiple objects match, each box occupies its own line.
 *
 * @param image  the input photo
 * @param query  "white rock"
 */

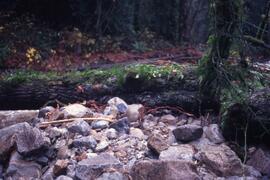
xmin=61 ymin=104 xmax=92 ymax=118
xmin=126 ymin=104 xmax=144 ymax=122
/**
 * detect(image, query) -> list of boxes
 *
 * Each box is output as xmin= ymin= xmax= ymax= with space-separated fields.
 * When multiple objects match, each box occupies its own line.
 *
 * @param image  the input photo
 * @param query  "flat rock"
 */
xmin=73 ymin=136 xmax=97 ymax=150
xmin=67 ymin=120 xmax=91 ymax=136
xmin=16 ymin=124 xmax=50 ymax=156
xmin=109 ymin=117 xmax=130 ymax=134
xmin=247 ymin=148 xmax=270 ymax=175
xmin=0 ymin=122 xmax=29 ymax=161
xmin=173 ymin=124 xmax=203 ymax=142
xmin=75 ymin=153 xmax=122 ymax=180
xmin=5 ymin=151 xmax=42 ymax=179
xmin=131 ymin=160 xmax=200 ymax=180
xmin=147 ymin=134 xmax=169 ymax=155
xmin=159 ymin=144 xmax=196 ymax=161
xmin=61 ymin=104 xmax=92 ymax=118
xmin=205 ymin=124 xmax=225 ymax=144
xmin=195 ymin=144 xmax=256 ymax=177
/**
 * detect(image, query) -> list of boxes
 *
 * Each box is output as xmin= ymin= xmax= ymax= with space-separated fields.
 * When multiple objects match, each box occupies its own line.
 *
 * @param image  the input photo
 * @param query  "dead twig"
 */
xmin=38 ymin=116 xmax=114 ymax=128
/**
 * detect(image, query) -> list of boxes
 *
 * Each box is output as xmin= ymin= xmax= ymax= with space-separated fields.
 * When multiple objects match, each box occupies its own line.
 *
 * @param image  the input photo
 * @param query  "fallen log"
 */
xmin=0 ymin=65 xmax=214 ymax=114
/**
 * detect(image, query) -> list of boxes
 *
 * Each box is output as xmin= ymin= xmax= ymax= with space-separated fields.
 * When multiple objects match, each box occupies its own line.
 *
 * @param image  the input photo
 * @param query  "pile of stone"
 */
xmin=0 ymin=97 xmax=269 ymax=180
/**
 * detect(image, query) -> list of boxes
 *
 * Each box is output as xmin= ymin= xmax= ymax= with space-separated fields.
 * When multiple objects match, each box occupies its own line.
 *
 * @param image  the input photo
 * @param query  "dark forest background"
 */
xmin=0 ymin=0 xmax=268 ymax=44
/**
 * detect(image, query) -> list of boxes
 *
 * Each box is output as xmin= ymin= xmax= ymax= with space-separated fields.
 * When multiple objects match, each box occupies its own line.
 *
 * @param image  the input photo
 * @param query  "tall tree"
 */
xmin=199 ymin=0 xmax=242 ymax=101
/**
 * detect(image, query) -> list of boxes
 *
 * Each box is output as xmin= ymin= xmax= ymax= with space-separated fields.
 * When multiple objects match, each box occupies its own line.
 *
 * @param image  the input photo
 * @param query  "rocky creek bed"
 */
xmin=0 ymin=97 xmax=270 ymax=180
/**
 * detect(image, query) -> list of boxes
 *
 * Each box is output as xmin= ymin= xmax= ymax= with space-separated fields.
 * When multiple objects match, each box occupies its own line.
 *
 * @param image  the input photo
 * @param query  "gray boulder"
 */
xmin=173 ymin=124 xmax=203 ymax=142
xmin=0 ymin=122 xmax=29 ymax=161
xmin=195 ymin=144 xmax=261 ymax=178
xmin=16 ymin=124 xmax=50 ymax=156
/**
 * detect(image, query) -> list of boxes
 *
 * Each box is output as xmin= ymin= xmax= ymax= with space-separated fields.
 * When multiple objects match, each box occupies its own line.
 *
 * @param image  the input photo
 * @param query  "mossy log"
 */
xmin=0 ymin=65 xmax=218 ymax=114
xmin=222 ymin=88 xmax=270 ymax=145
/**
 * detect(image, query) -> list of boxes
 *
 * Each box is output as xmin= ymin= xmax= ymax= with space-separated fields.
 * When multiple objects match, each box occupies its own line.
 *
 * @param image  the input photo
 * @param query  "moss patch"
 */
xmin=0 ymin=64 xmax=186 ymax=88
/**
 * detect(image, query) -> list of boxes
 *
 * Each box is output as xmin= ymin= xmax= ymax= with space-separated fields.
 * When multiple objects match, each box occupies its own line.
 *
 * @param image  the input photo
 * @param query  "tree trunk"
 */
xmin=199 ymin=0 xmax=240 ymax=99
